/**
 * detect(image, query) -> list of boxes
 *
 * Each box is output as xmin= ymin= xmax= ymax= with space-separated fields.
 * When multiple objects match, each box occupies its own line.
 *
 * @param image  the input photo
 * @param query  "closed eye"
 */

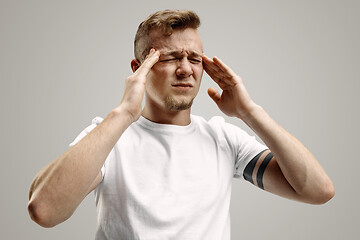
xmin=160 ymin=58 xmax=178 ymax=62
xmin=159 ymin=58 xmax=202 ymax=64
xmin=189 ymin=59 xmax=202 ymax=64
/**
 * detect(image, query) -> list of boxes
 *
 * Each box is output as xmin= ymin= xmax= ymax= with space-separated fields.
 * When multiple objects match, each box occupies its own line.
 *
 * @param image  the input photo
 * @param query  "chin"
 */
xmin=165 ymin=96 xmax=194 ymax=111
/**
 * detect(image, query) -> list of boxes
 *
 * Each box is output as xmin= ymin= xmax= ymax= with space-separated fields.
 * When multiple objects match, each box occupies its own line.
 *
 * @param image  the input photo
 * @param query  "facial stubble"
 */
xmin=165 ymin=96 xmax=194 ymax=111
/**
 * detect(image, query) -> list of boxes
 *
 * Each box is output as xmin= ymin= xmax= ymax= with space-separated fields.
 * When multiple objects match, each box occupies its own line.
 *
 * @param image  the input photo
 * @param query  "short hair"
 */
xmin=134 ymin=9 xmax=201 ymax=62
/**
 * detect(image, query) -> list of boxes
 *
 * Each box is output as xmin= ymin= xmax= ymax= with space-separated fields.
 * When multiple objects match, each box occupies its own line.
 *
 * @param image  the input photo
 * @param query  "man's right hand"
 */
xmin=120 ymin=49 xmax=160 ymax=122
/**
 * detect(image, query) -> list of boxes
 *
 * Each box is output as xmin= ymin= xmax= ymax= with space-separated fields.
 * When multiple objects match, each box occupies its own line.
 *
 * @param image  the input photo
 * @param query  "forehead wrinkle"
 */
xmin=149 ymin=28 xmax=203 ymax=54
xmin=160 ymin=49 xmax=202 ymax=57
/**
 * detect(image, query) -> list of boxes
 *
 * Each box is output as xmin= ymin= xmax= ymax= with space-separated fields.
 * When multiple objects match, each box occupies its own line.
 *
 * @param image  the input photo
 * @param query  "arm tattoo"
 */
xmin=243 ymin=149 xmax=267 ymax=184
xmin=243 ymin=150 xmax=273 ymax=190
xmin=256 ymin=152 xmax=273 ymax=189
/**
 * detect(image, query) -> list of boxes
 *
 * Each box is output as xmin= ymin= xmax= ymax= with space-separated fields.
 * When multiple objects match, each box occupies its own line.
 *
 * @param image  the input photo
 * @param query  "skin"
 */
xmin=27 ymin=49 xmax=161 ymax=228
xmin=28 ymin=27 xmax=334 ymax=228
xmin=202 ymin=55 xmax=334 ymax=203
xmin=132 ymin=28 xmax=204 ymax=125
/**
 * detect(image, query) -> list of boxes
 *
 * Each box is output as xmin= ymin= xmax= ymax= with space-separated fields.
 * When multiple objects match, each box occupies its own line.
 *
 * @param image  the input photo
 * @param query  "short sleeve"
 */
xmin=220 ymin=119 xmax=267 ymax=179
xmin=69 ymin=117 xmax=106 ymax=179
xmin=69 ymin=117 xmax=103 ymax=147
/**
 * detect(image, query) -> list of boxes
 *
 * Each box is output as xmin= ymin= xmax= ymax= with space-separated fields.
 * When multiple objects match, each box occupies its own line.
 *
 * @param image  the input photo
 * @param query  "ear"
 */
xmin=131 ymin=59 xmax=141 ymax=73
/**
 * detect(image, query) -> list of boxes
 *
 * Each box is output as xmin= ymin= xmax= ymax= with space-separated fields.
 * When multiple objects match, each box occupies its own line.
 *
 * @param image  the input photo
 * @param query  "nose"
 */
xmin=176 ymin=59 xmax=193 ymax=78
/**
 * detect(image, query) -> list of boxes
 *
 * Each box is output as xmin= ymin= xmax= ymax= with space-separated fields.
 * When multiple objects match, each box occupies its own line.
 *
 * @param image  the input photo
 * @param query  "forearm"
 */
xmin=203 ymin=55 xmax=334 ymax=203
xmin=28 ymin=105 xmax=133 ymax=227
xmin=241 ymin=105 xmax=334 ymax=203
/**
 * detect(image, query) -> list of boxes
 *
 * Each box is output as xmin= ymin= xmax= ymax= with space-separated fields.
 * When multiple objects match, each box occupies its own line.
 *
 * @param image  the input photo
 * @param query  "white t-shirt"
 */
xmin=70 ymin=115 xmax=267 ymax=240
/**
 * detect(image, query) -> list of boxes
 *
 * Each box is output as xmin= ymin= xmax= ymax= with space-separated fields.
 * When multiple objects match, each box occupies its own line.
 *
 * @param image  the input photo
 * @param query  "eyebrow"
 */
xmin=160 ymin=50 xmax=202 ymax=58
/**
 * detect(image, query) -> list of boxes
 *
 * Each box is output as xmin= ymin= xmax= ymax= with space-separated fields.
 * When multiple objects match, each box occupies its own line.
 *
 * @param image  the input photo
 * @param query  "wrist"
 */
xmin=239 ymin=104 xmax=264 ymax=125
xmin=237 ymin=101 xmax=261 ymax=119
xmin=109 ymin=105 xmax=137 ymax=127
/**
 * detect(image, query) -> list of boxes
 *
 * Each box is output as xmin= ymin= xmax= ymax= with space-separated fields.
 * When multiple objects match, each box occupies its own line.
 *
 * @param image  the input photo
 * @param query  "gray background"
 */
xmin=1 ymin=0 xmax=359 ymax=239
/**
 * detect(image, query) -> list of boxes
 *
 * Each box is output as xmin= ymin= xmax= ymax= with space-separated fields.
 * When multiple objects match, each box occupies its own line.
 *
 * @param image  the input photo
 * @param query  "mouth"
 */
xmin=171 ymin=83 xmax=193 ymax=90
xmin=171 ymin=83 xmax=193 ymax=92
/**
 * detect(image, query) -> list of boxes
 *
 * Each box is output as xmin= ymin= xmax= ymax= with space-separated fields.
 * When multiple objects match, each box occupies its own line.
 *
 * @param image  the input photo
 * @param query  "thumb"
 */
xmin=207 ymin=87 xmax=221 ymax=104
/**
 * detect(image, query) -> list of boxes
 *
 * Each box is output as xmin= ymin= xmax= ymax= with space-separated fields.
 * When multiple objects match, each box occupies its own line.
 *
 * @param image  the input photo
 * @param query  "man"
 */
xmin=28 ymin=10 xmax=334 ymax=239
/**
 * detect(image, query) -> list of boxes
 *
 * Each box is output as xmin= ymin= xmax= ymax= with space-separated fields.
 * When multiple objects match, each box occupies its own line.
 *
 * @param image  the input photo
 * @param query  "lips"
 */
xmin=171 ymin=83 xmax=193 ymax=88
xmin=171 ymin=83 xmax=193 ymax=92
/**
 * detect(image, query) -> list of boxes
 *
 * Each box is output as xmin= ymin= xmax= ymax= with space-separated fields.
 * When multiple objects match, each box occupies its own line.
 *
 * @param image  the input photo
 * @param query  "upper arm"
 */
xmin=243 ymin=150 xmax=300 ymax=201
xmin=86 ymin=172 xmax=102 ymax=195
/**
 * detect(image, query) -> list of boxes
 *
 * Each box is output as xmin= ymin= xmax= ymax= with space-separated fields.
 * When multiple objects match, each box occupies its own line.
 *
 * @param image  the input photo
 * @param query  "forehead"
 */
xmin=150 ymin=28 xmax=203 ymax=54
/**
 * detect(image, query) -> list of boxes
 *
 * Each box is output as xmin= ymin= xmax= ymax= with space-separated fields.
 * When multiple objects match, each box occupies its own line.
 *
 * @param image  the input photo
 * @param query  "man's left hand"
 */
xmin=202 ymin=54 xmax=258 ymax=120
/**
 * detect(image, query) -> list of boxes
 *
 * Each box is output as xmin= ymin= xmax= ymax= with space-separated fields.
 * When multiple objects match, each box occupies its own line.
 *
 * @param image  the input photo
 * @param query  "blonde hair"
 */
xmin=134 ymin=10 xmax=201 ymax=62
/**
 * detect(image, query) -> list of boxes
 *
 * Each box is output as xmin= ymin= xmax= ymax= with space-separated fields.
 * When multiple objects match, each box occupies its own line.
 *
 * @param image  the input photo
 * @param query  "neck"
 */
xmin=142 ymin=104 xmax=191 ymax=126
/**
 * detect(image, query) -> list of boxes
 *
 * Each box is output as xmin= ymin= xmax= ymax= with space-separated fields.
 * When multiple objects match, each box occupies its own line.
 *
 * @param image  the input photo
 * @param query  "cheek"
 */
xmin=147 ymin=65 xmax=166 ymax=83
xmin=193 ymin=65 xmax=204 ymax=79
xmin=148 ymin=65 xmax=171 ymax=83
xmin=146 ymin=69 xmax=167 ymax=93
xmin=147 ymin=64 xmax=175 ymax=87
xmin=145 ymin=72 xmax=158 ymax=93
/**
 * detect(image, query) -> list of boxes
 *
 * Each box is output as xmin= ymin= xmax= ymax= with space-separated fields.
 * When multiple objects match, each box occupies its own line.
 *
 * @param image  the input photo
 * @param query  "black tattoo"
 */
xmin=243 ymin=149 xmax=267 ymax=184
xmin=256 ymin=152 xmax=273 ymax=190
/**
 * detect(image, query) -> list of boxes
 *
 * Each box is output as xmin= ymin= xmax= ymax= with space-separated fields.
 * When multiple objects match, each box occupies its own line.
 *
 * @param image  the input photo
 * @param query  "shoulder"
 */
xmin=191 ymin=115 xmax=265 ymax=150
xmin=82 ymin=117 xmax=104 ymax=135
xmin=191 ymin=114 xmax=226 ymax=130
xmin=190 ymin=115 xmax=247 ymax=146
xmin=191 ymin=115 xmax=246 ymax=137
xmin=69 ymin=117 xmax=104 ymax=147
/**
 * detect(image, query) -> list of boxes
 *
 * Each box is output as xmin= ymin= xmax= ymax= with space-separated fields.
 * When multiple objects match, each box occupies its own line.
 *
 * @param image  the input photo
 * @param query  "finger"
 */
xmin=205 ymin=67 xmax=228 ymax=90
xmin=202 ymin=54 xmax=214 ymax=64
xmin=203 ymin=55 xmax=222 ymax=75
xmin=136 ymin=49 xmax=160 ymax=77
xmin=204 ymin=65 xmax=221 ymax=82
xmin=140 ymin=49 xmax=160 ymax=70
xmin=207 ymin=87 xmax=221 ymax=104
xmin=204 ymin=55 xmax=239 ymax=88
xmin=213 ymin=56 xmax=237 ymax=78
xmin=203 ymin=55 xmax=225 ymax=82
xmin=204 ymin=63 xmax=222 ymax=79
xmin=205 ymin=55 xmax=234 ymax=82
xmin=210 ymin=56 xmax=241 ymax=86
xmin=203 ymin=64 xmax=227 ymax=90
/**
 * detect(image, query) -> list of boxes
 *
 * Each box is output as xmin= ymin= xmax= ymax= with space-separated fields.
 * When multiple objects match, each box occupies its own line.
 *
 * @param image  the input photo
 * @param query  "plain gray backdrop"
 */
xmin=1 ymin=0 xmax=359 ymax=239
